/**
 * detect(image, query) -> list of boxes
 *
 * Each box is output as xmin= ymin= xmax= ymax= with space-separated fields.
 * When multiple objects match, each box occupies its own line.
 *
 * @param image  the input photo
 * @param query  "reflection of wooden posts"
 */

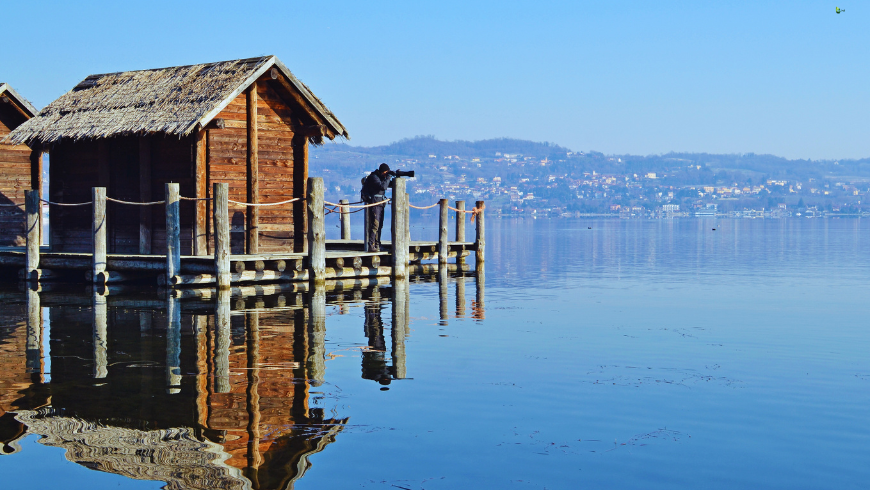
xmin=438 ymin=199 xmax=448 ymax=264
xmin=214 ymin=287 xmax=231 ymax=393
xmin=165 ymin=183 xmax=180 ymax=285
xmin=245 ymin=310 xmax=262 ymax=477
xmin=307 ymin=284 xmax=326 ymax=386
xmin=92 ymin=187 xmax=107 ymax=283
xmin=25 ymin=190 xmax=39 ymax=281
xmin=474 ymin=263 xmax=485 ymax=320
xmin=455 ymin=200 xmax=466 ymax=242
xmin=214 ymin=183 xmax=230 ymax=288
xmin=340 ymin=199 xmax=351 ymax=239
xmin=307 ymin=177 xmax=325 ymax=282
xmin=26 ymin=286 xmax=42 ymax=376
xmin=392 ymin=178 xmax=408 ymax=278
xmin=455 ymin=275 xmax=466 ymax=318
xmin=139 ymin=136 xmax=152 ymax=254
xmin=392 ymin=277 xmax=408 ymax=379
xmin=438 ymin=265 xmax=448 ymax=325
xmin=93 ymin=290 xmax=108 ymax=378
xmin=166 ymin=295 xmax=181 ymax=394
xmin=194 ymin=315 xmax=208 ymax=429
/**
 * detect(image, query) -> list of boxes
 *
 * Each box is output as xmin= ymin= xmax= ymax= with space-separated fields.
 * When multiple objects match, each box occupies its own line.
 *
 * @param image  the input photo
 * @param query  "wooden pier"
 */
xmin=0 ymin=177 xmax=484 ymax=288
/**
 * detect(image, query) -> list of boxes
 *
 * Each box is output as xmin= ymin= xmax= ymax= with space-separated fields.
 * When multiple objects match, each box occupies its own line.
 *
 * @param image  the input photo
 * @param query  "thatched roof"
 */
xmin=0 ymin=83 xmax=38 ymax=118
xmin=5 ymin=56 xmax=348 ymax=146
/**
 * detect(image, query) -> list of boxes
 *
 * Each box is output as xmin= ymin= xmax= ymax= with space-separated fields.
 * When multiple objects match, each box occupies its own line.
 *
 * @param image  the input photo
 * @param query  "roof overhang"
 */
xmin=0 ymin=83 xmax=38 ymax=119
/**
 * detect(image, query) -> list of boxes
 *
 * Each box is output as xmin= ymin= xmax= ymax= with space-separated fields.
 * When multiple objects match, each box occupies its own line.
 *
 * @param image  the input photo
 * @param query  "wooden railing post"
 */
xmin=455 ymin=200 xmax=466 ymax=242
xmin=306 ymin=177 xmax=325 ymax=282
xmin=25 ymin=190 xmax=40 ymax=281
xmin=92 ymin=187 xmax=107 ymax=283
xmin=165 ymin=183 xmax=180 ymax=285
xmin=438 ymin=198 xmax=448 ymax=264
xmin=364 ymin=199 xmax=371 ymax=252
xmin=340 ymin=199 xmax=351 ymax=240
xmin=214 ymin=183 xmax=230 ymax=288
xmin=405 ymin=191 xmax=411 ymax=247
xmin=391 ymin=178 xmax=408 ymax=278
xmin=475 ymin=200 xmax=485 ymax=264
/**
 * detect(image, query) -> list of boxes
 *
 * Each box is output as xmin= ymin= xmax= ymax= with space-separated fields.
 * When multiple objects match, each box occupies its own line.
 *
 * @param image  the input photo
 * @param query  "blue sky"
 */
xmin=3 ymin=1 xmax=866 ymax=159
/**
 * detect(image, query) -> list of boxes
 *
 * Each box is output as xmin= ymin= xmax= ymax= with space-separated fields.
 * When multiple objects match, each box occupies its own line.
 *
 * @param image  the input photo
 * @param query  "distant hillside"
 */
xmin=319 ymin=135 xmax=572 ymax=159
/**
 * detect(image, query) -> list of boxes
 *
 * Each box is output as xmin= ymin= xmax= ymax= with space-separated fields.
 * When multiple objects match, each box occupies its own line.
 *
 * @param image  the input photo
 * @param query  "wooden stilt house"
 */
xmin=0 ymin=84 xmax=39 ymax=246
xmin=6 ymin=56 xmax=348 ymax=255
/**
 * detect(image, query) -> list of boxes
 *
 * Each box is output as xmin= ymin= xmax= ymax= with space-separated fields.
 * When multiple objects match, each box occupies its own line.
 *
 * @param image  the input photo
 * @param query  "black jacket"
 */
xmin=361 ymin=171 xmax=393 ymax=203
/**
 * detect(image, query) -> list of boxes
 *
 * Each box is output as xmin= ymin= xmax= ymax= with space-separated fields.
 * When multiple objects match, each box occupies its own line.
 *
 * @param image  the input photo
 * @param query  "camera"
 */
xmin=389 ymin=169 xmax=415 ymax=178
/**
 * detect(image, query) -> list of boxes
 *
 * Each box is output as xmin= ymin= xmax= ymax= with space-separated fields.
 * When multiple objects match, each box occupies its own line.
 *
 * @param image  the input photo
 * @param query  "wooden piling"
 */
xmin=25 ymin=190 xmax=40 ymax=281
xmin=438 ymin=198 xmax=449 ymax=264
xmin=340 ymin=199 xmax=351 ymax=239
xmin=392 ymin=178 xmax=408 ymax=278
xmin=392 ymin=277 xmax=408 ymax=379
xmin=214 ymin=183 xmax=230 ymax=288
xmin=475 ymin=200 xmax=485 ymax=264
xmin=307 ymin=284 xmax=326 ymax=386
xmin=166 ymin=296 xmax=181 ymax=394
xmin=165 ymin=183 xmax=180 ymax=284
xmin=307 ymin=177 xmax=326 ymax=282
xmin=92 ymin=187 xmax=107 ymax=283
xmin=246 ymin=84 xmax=259 ymax=254
xmin=364 ymin=199 xmax=370 ymax=252
xmin=405 ymin=191 xmax=411 ymax=249
xmin=138 ymin=136 xmax=152 ymax=254
xmin=455 ymin=200 xmax=466 ymax=242
xmin=93 ymin=290 xmax=108 ymax=378
xmin=214 ymin=287 xmax=231 ymax=393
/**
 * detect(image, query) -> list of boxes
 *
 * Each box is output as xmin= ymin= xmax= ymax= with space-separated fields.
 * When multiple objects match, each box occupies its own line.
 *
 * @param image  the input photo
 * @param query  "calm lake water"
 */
xmin=1 ymin=217 xmax=868 ymax=489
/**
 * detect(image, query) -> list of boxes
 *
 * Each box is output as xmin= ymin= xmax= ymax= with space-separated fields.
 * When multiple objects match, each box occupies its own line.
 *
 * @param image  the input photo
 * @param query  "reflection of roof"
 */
xmin=15 ymin=408 xmax=249 ymax=490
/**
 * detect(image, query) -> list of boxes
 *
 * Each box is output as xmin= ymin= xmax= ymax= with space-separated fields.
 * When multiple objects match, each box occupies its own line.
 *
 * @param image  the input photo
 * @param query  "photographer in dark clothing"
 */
xmin=361 ymin=163 xmax=394 ymax=252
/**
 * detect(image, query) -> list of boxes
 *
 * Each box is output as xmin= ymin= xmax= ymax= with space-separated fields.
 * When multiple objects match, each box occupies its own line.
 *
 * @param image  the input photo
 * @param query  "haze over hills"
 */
xmin=312 ymin=136 xmax=870 ymax=216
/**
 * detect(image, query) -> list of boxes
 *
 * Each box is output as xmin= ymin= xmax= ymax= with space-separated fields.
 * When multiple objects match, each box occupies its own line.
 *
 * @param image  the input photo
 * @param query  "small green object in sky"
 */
xmin=836 ymin=6 xmax=844 ymax=14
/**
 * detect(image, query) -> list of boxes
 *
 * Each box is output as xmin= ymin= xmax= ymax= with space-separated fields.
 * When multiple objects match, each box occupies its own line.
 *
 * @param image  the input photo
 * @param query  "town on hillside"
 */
xmin=311 ymin=136 xmax=870 ymax=218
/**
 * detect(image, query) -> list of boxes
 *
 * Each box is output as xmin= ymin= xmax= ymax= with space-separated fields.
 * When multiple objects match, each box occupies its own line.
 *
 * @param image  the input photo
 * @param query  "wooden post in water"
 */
xmin=405 ymin=191 xmax=411 ymax=247
xmin=92 ymin=187 xmax=107 ymax=284
xmin=246 ymin=84 xmax=259 ymax=254
xmin=25 ymin=190 xmax=40 ymax=281
xmin=392 ymin=178 xmax=408 ymax=278
xmin=475 ymin=200 xmax=485 ymax=264
xmin=214 ymin=183 xmax=230 ymax=288
xmin=455 ymin=200 xmax=466 ymax=242
xmin=25 ymin=286 xmax=42 ymax=375
xmin=438 ymin=198 xmax=449 ymax=265
xmin=438 ymin=264 xmax=449 ymax=324
xmin=306 ymin=178 xmax=326 ymax=282
xmin=165 ymin=183 xmax=180 ymax=285
xmin=392 ymin=277 xmax=408 ymax=379
xmin=340 ymin=199 xmax=351 ymax=240
xmin=307 ymin=283 xmax=326 ymax=386
xmin=245 ymin=309 xmax=263 ymax=474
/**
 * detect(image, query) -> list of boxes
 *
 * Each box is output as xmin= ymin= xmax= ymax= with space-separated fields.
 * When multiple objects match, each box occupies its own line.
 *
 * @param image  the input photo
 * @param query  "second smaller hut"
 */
xmin=0 ymin=84 xmax=39 ymax=247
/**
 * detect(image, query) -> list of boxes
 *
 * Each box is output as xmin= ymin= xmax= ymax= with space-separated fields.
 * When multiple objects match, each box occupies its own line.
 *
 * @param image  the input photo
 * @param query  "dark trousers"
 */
xmin=366 ymin=202 xmax=386 ymax=251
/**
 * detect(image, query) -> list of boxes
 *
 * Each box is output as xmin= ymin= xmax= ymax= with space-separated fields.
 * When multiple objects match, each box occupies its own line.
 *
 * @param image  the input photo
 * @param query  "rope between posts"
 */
xmin=106 ymin=197 xmax=166 ymax=206
xmin=179 ymin=196 xmax=213 ymax=201
xmin=0 ymin=203 xmax=23 ymax=207
xmin=324 ymin=199 xmax=390 ymax=209
xmin=408 ymin=202 xmax=439 ymax=210
xmin=40 ymin=199 xmax=92 ymax=207
xmin=227 ymin=197 xmax=302 ymax=207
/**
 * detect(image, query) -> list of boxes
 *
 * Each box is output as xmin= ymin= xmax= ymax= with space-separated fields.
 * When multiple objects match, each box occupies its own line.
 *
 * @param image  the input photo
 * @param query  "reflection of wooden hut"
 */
xmin=0 ymin=84 xmax=39 ymax=247
xmin=6 ymin=56 xmax=348 ymax=255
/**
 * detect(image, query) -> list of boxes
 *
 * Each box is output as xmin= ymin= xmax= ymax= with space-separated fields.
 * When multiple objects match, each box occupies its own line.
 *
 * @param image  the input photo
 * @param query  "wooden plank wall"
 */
xmin=50 ymin=136 xmax=195 ymax=253
xmin=208 ymin=79 xmax=304 ymax=253
xmin=0 ymin=105 xmax=31 ymax=246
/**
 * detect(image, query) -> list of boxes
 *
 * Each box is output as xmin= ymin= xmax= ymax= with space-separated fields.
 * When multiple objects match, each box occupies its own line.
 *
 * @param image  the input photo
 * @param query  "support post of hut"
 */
xmin=194 ymin=131 xmax=208 ymax=255
xmin=92 ymin=187 xmax=107 ymax=283
xmin=340 ymin=199 xmax=351 ymax=240
xmin=306 ymin=177 xmax=325 ymax=282
xmin=25 ymin=190 xmax=40 ymax=281
xmin=455 ymin=200 xmax=466 ymax=242
xmin=30 ymin=144 xmax=43 ymax=243
xmin=438 ymin=198 xmax=449 ymax=265
xmin=246 ymin=84 xmax=259 ymax=254
xmin=138 ymin=136 xmax=152 ymax=254
xmin=214 ymin=183 xmax=230 ymax=288
xmin=475 ymin=200 xmax=485 ymax=264
xmin=165 ymin=183 xmax=181 ymax=284
xmin=405 ymin=191 xmax=411 ymax=247
xmin=392 ymin=178 xmax=408 ymax=279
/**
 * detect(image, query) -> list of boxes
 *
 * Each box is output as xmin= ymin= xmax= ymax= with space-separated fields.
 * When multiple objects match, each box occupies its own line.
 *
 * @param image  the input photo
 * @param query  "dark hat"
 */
xmin=378 ymin=163 xmax=391 ymax=173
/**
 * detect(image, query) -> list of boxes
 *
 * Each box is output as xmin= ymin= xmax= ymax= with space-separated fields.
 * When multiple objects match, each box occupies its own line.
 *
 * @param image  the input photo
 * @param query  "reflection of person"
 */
xmin=362 ymin=300 xmax=393 ymax=385
xmin=361 ymin=163 xmax=394 ymax=252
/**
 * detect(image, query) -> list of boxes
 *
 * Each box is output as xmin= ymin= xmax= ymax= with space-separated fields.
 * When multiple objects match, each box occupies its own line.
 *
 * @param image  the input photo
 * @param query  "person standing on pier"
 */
xmin=361 ymin=163 xmax=394 ymax=252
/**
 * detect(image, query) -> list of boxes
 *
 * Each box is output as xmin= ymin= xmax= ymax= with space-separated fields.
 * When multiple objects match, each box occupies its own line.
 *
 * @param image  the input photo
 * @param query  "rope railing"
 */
xmin=179 ymin=196 xmax=213 ymax=201
xmin=228 ymin=197 xmax=302 ymax=207
xmin=40 ymin=198 xmax=92 ymax=207
xmin=408 ymin=202 xmax=438 ymax=210
xmin=106 ymin=197 xmax=166 ymax=206
xmin=323 ymin=199 xmax=390 ymax=209
xmin=0 ymin=202 xmax=23 ymax=207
